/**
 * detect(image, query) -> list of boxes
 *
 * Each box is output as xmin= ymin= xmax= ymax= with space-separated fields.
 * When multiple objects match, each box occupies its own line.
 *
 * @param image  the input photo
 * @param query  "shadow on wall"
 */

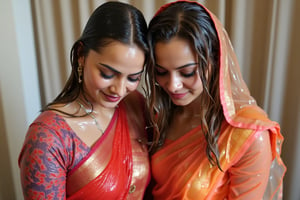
xmin=0 ymin=90 xmax=16 ymax=200
xmin=281 ymin=1 xmax=300 ymax=199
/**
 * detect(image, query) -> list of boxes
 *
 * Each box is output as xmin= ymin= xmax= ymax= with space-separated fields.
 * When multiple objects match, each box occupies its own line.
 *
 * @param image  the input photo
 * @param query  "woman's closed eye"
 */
xmin=155 ymin=67 xmax=197 ymax=78
xmin=100 ymin=70 xmax=114 ymax=79
xmin=180 ymin=69 xmax=197 ymax=77
xmin=155 ymin=67 xmax=168 ymax=76
xmin=128 ymin=74 xmax=142 ymax=82
xmin=99 ymin=63 xmax=142 ymax=82
xmin=99 ymin=63 xmax=118 ymax=79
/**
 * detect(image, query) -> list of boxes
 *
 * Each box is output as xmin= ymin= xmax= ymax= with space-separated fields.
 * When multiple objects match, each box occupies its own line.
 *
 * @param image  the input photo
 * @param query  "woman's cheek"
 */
xmin=95 ymin=78 xmax=110 ymax=88
xmin=155 ymin=76 xmax=165 ymax=87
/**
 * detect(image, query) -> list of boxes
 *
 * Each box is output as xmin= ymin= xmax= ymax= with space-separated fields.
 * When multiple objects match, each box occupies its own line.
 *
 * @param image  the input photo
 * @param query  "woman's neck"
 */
xmin=76 ymin=97 xmax=116 ymax=119
xmin=175 ymin=96 xmax=202 ymax=118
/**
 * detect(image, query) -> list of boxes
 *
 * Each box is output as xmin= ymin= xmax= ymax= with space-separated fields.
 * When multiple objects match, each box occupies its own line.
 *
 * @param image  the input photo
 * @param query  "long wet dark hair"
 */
xmin=43 ymin=1 xmax=148 ymax=114
xmin=145 ymin=1 xmax=224 ymax=169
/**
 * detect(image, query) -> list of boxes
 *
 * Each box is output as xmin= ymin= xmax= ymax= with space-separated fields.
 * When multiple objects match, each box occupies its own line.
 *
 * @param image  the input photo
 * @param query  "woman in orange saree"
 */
xmin=145 ymin=1 xmax=286 ymax=199
xmin=18 ymin=2 xmax=150 ymax=199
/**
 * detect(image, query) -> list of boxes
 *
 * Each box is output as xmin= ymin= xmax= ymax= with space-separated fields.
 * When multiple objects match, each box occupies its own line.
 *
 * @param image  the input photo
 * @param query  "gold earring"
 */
xmin=78 ymin=65 xmax=83 ymax=83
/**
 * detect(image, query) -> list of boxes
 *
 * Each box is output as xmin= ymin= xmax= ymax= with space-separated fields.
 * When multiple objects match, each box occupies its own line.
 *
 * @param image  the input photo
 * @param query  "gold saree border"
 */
xmin=185 ymin=126 xmax=254 ymax=199
xmin=66 ymin=110 xmax=118 ymax=195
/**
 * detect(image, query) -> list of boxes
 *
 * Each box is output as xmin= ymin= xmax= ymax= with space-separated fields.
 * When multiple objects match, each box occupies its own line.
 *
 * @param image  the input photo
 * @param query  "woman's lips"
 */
xmin=169 ymin=92 xmax=187 ymax=99
xmin=103 ymin=93 xmax=121 ymax=102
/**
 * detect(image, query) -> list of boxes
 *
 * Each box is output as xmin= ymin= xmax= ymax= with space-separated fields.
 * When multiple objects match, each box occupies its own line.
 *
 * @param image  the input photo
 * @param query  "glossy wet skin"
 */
xmin=79 ymin=41 xmax=145 ymax=110
xmin=154 ymin=37 xmax=203 ymax=106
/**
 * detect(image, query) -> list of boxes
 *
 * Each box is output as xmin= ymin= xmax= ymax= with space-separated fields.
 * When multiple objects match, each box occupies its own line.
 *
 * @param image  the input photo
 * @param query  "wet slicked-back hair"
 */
xmin=45 ymin=1 xmax=148 ymax=110
xmin=145 ymin=1 xmax=224 ymax=169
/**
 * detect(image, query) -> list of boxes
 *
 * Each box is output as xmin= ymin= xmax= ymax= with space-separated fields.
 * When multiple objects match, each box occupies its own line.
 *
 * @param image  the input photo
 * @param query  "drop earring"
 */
xmin=78 ymin=64 xmax=83 ymax=83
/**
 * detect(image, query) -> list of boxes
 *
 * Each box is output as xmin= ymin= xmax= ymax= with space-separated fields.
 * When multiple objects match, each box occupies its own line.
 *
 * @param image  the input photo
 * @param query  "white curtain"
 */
xmin=31 ymin=0 xmax=300 ymax=199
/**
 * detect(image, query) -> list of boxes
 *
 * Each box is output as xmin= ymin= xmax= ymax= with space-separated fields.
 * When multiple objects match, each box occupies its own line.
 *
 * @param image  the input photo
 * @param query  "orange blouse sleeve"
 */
xmin=228 ymin=130 xmax=272 ymax=199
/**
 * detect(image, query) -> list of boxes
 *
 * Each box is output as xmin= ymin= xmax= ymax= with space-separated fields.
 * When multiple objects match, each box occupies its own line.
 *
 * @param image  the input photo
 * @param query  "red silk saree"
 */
xmin=66 ymin=101 xmax=150 ymax=200
xmin=19 ymin=92 xmax=150 ymax=199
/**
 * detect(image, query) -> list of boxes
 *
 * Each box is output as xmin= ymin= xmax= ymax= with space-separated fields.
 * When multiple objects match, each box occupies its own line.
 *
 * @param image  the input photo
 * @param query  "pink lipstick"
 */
xmin=170 ymin=92 xmax=187 ymax=99
xmin=104 ymin=93 xmax=121 ymax=102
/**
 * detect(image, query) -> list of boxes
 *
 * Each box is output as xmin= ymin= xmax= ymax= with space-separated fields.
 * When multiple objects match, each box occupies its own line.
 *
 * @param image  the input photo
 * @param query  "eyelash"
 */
xmin=100 ymin=71 xmax=141 ymax=82
xmin=181 ymin=71 xmax=196 ymax=77
xmin=155 ymin=69 xmax=167 ymax=76
xmin=128 ymin=76 xmax=141 ymax=82
xmin=100 ymin=71 xmax=113 ymax=79
xmin=155 ymin=69 xmax=196 ymax=78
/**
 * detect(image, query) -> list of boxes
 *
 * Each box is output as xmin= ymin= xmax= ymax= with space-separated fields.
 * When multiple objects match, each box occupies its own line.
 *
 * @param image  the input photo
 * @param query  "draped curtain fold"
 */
xmin=31 ymin=0 xmax=300 ymax=199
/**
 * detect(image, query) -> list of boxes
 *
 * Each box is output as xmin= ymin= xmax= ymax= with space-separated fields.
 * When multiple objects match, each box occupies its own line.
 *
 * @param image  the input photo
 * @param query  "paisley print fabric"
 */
xmin=18 ymin=111 xmax=90 ymax=199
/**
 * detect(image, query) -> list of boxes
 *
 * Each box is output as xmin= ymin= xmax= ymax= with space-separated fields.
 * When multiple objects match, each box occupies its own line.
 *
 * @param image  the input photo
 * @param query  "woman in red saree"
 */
xmin=18 ymin=2 xmax=150 ymax=199
xmin=145 ymin=1 xmax=286 ymax=199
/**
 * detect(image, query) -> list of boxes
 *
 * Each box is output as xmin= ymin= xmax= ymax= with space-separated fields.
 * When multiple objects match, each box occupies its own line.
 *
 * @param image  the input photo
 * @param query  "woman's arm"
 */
xmin=19 ymin=123 xmax=67 ymax=200
xmin=228 ymin=130 xmax=272 ymax=199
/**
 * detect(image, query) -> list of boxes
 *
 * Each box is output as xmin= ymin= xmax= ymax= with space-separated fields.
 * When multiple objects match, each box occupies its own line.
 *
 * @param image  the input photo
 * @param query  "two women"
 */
xmin=19 ymin=1 xmax=286 ymax=199
xmin=19 ymin=2 xmax=150 ymax=199
xmin=145 ymin=1 xmax=286 ymax=199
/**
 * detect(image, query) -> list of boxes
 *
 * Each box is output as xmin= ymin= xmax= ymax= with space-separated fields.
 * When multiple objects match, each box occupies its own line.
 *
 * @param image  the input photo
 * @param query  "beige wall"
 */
xmin=0 ymin=1 xmax=23 ymax=198
xmin=0 ymin=0 xmax=40 ymax=199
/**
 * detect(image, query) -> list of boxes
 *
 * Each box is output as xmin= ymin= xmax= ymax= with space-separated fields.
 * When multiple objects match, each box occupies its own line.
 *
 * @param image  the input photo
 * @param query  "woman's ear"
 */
xmin=77 ymin=42 xmax=85 ymax=66
xmin=78 ymin=56 xmax=85 ymax=67
xmin=77 ymin=41 xmax=84 ymax=56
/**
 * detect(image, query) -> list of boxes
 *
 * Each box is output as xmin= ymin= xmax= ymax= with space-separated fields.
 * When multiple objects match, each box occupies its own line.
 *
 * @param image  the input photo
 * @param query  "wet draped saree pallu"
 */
xmin=151 ymin=1 xmax=286 ymax=200
xmin=152 ymin=107 xmax=285 ymax=200
xmin=66 ymin=101 xmax=150 ymax=199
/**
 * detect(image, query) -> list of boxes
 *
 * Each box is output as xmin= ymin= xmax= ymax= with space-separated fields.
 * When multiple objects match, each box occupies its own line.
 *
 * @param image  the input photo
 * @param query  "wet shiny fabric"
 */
xmin=66 ymin=101 xmax=150 ymax=200
xmin=152 ymin=107 xmax=282 ymax=199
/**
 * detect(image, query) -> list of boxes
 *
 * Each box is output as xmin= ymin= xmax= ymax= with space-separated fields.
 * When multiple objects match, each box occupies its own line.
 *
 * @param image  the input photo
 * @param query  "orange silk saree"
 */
xmin=152 ymin=107 xmax=285 ymax=200
xmin=150 ymin=1 xmax=286 ymax=199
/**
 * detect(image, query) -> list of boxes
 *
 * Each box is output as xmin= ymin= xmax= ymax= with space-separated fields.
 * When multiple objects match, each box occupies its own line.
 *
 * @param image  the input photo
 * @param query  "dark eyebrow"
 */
xmin=155 ymin=62 xmax=198 ymax=70
xmin=100 ymin=63 xmax=144 ymax=75
xmin=100 ymin=63 xmax=121 ymax=74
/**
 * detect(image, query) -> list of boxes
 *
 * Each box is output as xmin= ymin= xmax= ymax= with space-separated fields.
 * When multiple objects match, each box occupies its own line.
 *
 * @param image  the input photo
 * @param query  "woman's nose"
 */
xmin=166 ymin=74 xmax=183 ymax=92
xmin=110 ymin=78 xmax=127 ymax=96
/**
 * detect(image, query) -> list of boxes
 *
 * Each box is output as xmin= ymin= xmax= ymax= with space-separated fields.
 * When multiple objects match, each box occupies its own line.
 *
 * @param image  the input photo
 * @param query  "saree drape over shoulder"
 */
xmin=18 ymin=92 xmax=150 ymax=200
xmin=151 ymin=1 xmax=286 ymax=200
xmin=66 ymin=100 xmax=150 ymax=200
xmin=152 ymin=107 xmax=285 ymax=200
